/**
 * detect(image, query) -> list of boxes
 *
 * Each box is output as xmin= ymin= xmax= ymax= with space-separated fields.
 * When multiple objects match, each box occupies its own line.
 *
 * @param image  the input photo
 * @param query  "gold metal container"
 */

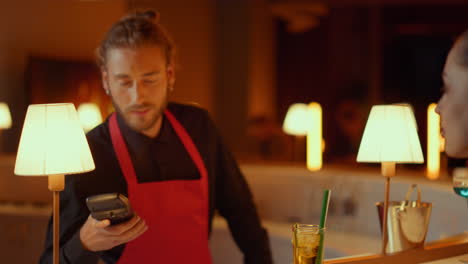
xmin=376 ymin=184 xmax=432 ymax=253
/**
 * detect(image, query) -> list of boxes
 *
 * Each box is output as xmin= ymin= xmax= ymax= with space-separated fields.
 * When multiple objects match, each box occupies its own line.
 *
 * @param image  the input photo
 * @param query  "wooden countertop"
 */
xmin=325 ymin=232 xmax=468 ymax=264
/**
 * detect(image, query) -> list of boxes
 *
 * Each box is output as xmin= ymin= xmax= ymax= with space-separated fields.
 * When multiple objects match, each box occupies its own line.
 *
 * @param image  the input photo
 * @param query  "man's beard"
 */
xmin=111 ymin=95 xmax=168 ymax=134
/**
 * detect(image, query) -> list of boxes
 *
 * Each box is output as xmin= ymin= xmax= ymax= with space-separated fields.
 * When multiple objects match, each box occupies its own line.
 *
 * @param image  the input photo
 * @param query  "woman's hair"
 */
xmin=455 ymin=29 xmax=468 ymax=68
xmin=96 ymin=9 xmax=176 ymax=68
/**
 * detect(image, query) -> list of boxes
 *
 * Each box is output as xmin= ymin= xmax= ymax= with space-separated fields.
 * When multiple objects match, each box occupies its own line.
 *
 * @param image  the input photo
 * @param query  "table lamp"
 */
xmin=77 ymin=103 xmax=103 ymax=132
xmin=0 ymin=102 xmax=12 ymax=153
xmin=283 ymin=103 xmax=311 ymax=136
xmin=14 ymin=103 xmax=95 ymax=264
xmin=357 ymin=104 xmax=424 ymax=255
xmin=283 ymin=103 xmax=310 ymax=161
xmin=283 ymin=103 xmax=323 ymax=170
xmin=0 ymin=102 xmax=12 ymax=129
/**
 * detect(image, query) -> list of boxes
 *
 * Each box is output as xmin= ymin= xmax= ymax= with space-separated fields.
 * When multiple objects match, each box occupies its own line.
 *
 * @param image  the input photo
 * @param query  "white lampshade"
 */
xmin=283 ymin=103 xmax=311 ymax=135
xmin=77 ymin=103 xmax=103 ymax=132
xmin=0 ymin=102 xmax=12 ymax=129
xmin=15 ymin=103 xmax=95 ymax=176
xmin=357 ymin=104 xmax=424 ymax=163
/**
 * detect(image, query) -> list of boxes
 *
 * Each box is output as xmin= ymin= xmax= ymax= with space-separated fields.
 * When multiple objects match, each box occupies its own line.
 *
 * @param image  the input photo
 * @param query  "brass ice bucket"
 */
xmin=376 ymin=184 xmax=432 ymax=253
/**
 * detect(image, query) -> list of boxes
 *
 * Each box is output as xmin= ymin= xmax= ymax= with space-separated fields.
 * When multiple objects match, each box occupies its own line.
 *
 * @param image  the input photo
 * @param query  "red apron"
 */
xmin=109 ymin=110 xmax=212 ymax=264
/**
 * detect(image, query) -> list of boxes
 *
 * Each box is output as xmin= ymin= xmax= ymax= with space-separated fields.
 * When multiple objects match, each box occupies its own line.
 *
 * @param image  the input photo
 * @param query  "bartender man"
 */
xmin=39 ymin=9 xmax=272 ymax=264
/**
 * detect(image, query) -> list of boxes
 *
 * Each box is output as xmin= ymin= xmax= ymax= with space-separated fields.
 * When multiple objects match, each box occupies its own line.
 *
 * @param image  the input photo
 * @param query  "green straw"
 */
xmin=316 ymin=189 xmax=331 ymax=264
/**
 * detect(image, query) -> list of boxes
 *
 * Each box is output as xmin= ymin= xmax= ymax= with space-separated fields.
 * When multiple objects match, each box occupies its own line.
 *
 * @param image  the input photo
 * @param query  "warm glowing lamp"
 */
xmin=306 ymin=102 xmax=322 ymax=171
xmin=283 ymin=103 xmax=311 ymax=136
xmin=357 ymin=104 xmax=424 ymax=255
xmin=14 ymin=103 xmax=95 ymax=264
xmin=77 ymin=103 xmax=103 ymax=132
xmin=427 ymin=103 xmax=442 ymax=180
xmin=0 ymin=102 xmax=12 ymax=129
xmin=0 ymin=102 xmax=12 ymax=153
xmin=283 ymin=103 xmax=324 ymax=167
xmin=283 ymin=103 xmax=309 ymax=161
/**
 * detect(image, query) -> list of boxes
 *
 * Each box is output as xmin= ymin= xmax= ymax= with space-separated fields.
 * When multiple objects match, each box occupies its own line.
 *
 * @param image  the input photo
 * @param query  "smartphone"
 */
xmin=86 ymin=193 xmax=134 ymax=225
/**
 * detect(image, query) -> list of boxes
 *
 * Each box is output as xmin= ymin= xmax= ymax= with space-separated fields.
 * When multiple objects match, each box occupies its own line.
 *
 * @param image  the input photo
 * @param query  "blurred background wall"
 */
xmin=1 ymin=0 xmax=468 ymax=165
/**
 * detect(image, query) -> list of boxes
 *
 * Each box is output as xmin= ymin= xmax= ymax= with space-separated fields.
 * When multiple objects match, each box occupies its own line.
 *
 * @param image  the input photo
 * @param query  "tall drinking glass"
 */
xmin=292 ymin=224 xmax=325 ymax=264
xmin=453 ymin=168 xmax=468 ymax=208
xmin=452 ymin=168 xmax=468 ymax=263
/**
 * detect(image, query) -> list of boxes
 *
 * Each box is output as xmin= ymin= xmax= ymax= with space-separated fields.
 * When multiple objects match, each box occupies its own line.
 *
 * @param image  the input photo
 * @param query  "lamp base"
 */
xmin=381 ymin=162 xmax=395 ymax=177
xmin=49 ymin=174 xmax=64 ymax=264
xmin=381 ymin=162 xmax=395 ymax=255
xmin=48 ymin=174 xmax=64 ymax=191
xmin=53 ymin=191 xmax=60 ymax=264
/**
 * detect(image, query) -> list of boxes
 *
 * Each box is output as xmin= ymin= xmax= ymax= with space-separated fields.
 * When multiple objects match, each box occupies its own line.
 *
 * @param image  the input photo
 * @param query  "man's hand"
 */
xmin=79 ymin=214 xmax=148 ymax=252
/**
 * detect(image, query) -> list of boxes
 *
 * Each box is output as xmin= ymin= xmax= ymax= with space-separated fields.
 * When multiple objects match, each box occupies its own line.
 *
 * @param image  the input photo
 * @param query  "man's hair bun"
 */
xmin=136 ymin=10 xmax=160 ymax=22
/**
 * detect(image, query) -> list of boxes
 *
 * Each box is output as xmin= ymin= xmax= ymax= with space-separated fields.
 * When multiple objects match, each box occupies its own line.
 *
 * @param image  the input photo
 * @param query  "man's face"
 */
xmin=102 ymin=46 xmax=174 ymax=135
xmin=436 ymin=44 xmax=468 ymax=157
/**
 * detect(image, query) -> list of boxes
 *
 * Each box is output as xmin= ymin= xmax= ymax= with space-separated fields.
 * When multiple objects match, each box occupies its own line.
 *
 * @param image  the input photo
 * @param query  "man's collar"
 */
xmin=115 ymin=112 xmax=171 ymax=150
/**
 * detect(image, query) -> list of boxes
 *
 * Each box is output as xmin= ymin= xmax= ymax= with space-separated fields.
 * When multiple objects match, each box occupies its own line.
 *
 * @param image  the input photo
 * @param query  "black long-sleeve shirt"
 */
xmin=39 ymin=103 xmax=272 ymax=264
